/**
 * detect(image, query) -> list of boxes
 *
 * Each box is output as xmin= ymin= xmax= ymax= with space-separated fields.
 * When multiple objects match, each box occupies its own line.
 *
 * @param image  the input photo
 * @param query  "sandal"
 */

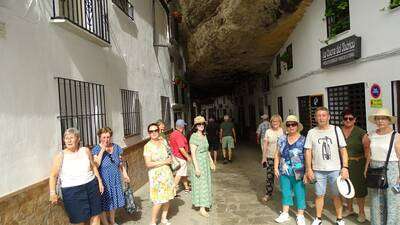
xmin=161 ymin=219 xmax=171 ymax=225
xmin=199 ymin=210 xmax=209 ymax=218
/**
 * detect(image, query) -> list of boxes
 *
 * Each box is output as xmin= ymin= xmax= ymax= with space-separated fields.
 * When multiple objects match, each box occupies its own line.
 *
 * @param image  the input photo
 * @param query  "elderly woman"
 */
xmin=365 ymin=108 xmax=400 ymax=225
xmin=157 ymin=120 xmax=167 ymax=140
xmin=340 ymin=109 xmax=368 ymax=222
xmin=190 ymin=116 xmax=216 ymax=217
xmin=273 ymin=115 xmax=306 ymax=225
xmin=144 ymin=123 xmax=175 ymax=225
xmin=261 ymin=114 xmax=283 ymax=202
xmin=49 ymin=128 xmax=104 ymax=225
xmin=92 ymin=127 xmax=130 ymax=225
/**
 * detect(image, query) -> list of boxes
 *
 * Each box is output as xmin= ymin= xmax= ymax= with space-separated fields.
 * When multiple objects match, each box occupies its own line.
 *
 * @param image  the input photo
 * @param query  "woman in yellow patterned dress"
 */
xmin=144 ymin=123 xmax=175 ymax=225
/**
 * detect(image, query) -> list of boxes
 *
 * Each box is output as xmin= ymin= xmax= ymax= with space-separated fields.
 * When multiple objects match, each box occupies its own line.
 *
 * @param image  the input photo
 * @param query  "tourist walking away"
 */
xmin=143 ymin=123 xmax=175 ymax=225
xmin=92 ymin=127 xmax=131 ymax=225
xmin=274 ymin=115 xmax=306 ymax=225
xmin=190 ymin=116 xmax=216 ymax=217
xmin=261 ymin=114 xmax=283 ymax=202
xmin=49 ymin=128 xmax=103 ymax=225
xmin=169 ymin=119 xmax=191 ymax=193
xmin=220 ymin=115 xmax=237 ymax=164
xmin=157 ymin=120 xmax=167 ymax=140
xmin=257 ymin=114 xmax=270 ymax=150
xmin=340 ymin=109 xmax=369 ymax=223
xmin=304 ymin=107 xmax=349 ymax=225
xmin=206 ymin=117 xmax=220 ymax=164
xmin=365 ymin=108 xmax=400 ymax=225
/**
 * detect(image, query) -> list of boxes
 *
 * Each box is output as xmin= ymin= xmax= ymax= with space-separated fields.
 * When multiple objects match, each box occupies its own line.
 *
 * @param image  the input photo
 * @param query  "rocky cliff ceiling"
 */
xmin=176 ymin=0 xmax=313 ymax=92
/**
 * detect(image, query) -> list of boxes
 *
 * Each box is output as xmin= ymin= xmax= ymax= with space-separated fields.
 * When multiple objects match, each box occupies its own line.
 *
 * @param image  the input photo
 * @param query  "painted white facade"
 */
xmin=266 ymin=0 xmax=400 ymax=131
xmin=0 ymin=0 xmax=175 ymax=196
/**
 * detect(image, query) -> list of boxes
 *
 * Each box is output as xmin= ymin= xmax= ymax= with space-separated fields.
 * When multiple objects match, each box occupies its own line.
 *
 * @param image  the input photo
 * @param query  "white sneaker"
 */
xmin=311 ymin=218 xmax=322 ymax=225
xmin=275 ymin=212 xmax=290 ymax=223
xmin=336 ymin=220 xmax=345 ymax=225
xmin=296 ymin=215 xmax=306 ymax=225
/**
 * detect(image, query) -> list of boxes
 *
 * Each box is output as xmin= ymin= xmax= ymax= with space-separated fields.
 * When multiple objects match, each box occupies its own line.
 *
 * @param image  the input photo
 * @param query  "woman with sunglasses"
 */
xmin=274 ymin=115 xmax=306 ymax=225
xmin=340 ymin=109 xmax=368 ymax=222
xmin=144 ymin=123 xmax=175 ymax=225
xmin=92 ymin=127 xmax=130 ymax=225
xmin=190 ymin=116 xmax=216 ymax=217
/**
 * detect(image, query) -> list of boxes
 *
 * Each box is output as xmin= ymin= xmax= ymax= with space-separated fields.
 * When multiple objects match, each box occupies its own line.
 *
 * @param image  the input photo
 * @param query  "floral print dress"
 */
xmin=143 ymin=140 xmax=175 ymax=204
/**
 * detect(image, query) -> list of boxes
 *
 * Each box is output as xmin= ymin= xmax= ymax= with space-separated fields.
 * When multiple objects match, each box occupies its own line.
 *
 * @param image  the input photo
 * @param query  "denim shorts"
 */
xmin=314 ymin=170 xmax=340 ymax=196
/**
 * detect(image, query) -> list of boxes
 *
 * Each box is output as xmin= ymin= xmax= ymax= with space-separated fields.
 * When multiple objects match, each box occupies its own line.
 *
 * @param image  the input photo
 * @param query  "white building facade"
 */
xmin=0 ymin=0 xmax=180 ymax=197
xmin=266 ymin=0 xmax=400 ymax=134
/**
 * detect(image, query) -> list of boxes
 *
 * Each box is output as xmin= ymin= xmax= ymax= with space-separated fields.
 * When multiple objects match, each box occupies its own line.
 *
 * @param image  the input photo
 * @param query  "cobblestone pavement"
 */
xmin=117 ymin=143 xmax=370 ymax=225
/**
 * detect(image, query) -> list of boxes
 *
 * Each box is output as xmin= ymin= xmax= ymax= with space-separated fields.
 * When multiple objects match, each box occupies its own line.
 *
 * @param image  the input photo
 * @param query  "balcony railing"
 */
xmin=112 ymin=0 xmax=134 ymax=21
xmin=51 ymin=0 xmax=110 ymax=45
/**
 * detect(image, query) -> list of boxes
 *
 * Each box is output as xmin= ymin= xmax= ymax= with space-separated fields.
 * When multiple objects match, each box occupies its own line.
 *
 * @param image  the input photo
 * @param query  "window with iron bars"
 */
xmin=112 ymin=0 xmax=134 ymax=20
xmin=161 ymin=96 xmax=171 ymax=129
xmin=51 ymin=0 xmax=110 ymax=43
xmin=56 ymin=77 xmax=107 ymax=147
xmin=121 ymin=89 xmax=141 ymax=137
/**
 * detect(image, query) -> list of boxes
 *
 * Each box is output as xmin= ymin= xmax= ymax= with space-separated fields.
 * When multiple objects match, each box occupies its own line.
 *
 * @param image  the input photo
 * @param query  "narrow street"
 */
xmin=116 ymin=143 xmax=371 ymax=225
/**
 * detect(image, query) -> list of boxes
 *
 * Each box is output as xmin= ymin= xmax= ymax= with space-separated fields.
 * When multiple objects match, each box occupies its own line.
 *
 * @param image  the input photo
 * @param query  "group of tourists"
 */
xmin=258 ymin=107 xmax=400 ymax=225
xmin=49 ymin=127 xmax=130 ymax=225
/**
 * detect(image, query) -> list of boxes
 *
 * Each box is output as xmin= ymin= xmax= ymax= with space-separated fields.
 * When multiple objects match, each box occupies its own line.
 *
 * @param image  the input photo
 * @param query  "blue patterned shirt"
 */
xmin=277 ymin=135 xmax=306 ymax=177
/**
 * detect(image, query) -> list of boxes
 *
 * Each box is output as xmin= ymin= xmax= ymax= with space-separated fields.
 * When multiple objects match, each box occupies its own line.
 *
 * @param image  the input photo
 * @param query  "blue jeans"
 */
xmin=279 ymin=175 xmax=306 ymax=210
xmin=314 ymin=170 xmax=340 ymax=196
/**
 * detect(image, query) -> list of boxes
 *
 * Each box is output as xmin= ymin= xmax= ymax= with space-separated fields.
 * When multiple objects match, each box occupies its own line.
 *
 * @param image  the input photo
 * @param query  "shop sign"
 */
xmin=320 ymin=35 xmax=361 ymax=68
xmin=370 ymin=83 xmax=381 ymax=99
xmin=370 ymin=99 xmax=383 ymax=108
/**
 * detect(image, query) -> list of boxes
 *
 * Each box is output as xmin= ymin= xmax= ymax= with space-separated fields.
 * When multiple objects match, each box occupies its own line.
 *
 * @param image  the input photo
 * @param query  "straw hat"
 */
xmin=283 ymin=115 xmax=303 ymax=132
xmin=336 ymin=176 xmax=355 ymax=199
xmin=367 ymin=108 xmax=397 ymax=124
xmin=194 ymin=116 xmax=206 ymax=125
xmin=260 ymin=114 xmax=269 ymax=120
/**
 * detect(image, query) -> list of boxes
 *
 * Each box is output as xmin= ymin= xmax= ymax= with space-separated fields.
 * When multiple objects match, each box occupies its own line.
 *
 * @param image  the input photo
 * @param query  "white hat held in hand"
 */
xmin=336 ymin=176 xmax=355 ymax=199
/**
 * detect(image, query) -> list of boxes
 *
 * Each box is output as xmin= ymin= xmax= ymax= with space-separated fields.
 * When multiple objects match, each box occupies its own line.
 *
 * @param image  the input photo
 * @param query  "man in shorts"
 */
xmin=169 ymin=119 xmax=191 ymax=193
xmin=220 ymin=115 xmax=237 ymax=164
xmin=206 ymin=117 xmax=220 ymax=164
xmin=305 ymin=107 xmax=349 ymax=225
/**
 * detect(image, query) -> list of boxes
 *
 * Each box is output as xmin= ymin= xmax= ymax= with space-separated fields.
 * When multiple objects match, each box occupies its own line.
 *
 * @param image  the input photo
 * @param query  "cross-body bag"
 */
xmin=161 ymin=140 xmax=181 ymax=172
xmin=365 ymin=131 xmax=396 ymax=189
xmin=334 ymin=126 xmax=344 ymax=169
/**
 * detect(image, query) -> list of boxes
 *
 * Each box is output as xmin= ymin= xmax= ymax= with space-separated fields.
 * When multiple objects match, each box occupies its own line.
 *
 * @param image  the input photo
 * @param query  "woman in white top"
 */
xmin=49 ymin=128 xmax=104 ymax=225
xmin=261 ymin=114 xmax=284 ymax=202
xmin=365 ymin=108 xmax=400 ymax=225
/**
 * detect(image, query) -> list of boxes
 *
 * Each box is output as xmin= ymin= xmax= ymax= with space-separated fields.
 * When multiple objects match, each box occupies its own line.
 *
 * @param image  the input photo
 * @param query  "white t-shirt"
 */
xmin=264 ymin=128 xmax=284 ymax=158
xmin=304 ymin=125 xmax=347 ymax=171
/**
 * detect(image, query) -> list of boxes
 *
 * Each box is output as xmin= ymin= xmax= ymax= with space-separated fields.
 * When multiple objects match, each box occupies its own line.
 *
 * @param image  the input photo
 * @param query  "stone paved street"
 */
xmin=117 ymin=143 xmax=371 ymax=225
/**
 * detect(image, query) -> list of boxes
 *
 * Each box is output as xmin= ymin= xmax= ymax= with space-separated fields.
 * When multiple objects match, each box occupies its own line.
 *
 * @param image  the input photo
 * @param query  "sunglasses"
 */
xmin=148 ymin=129 xmax=159 ymax=134
xmin=343 ymin=117 xmax=355 ymax=121
xmin=196 ymin=123 xmax=206 ymax=126
xmin=286 ymin=122 xmax=298 ymax=127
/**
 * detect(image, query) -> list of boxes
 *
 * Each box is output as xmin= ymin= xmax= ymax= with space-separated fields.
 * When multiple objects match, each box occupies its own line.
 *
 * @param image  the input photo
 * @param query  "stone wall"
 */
xmin=0 ymin=139 xmax=150 ymax=225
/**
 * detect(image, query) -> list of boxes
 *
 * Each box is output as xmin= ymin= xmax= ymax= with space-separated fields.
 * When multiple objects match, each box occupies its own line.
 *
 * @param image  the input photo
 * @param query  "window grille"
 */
xmin=287 ymin=44 xmax=293 ymax=70
xmin=277 ymin=96 xmax=283 ymax=119
xmin=276 ymin=55 xmax=281 ymax=77
xmin=56 ymin=77 xmax=107 ymax=147
xmin=51 ymin=0 xmax=110 ymax=43
xmin=326 ymin=0 xmax=350 ymax=38
xmin=161 ymin=96 xmax=171 ymax=129
xmin=112 ymin=0 xmax=134 ymax=20
xmin=121 ymin=89 xmax=141 ymax=137
xmin=327 ymin=83 xmax=366 ymax=130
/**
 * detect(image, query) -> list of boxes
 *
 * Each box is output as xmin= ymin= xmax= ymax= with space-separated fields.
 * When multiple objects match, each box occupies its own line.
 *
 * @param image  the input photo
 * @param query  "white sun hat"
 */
xmin=336 ymin=176 xmax=355 ymax=199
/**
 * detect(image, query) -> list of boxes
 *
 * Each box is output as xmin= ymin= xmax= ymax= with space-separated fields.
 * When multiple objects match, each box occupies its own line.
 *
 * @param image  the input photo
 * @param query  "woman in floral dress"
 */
xmin=143 ymin=123 xmax=175 ymax=225
xmin=190 ymin=116 xmax=216 ymax=217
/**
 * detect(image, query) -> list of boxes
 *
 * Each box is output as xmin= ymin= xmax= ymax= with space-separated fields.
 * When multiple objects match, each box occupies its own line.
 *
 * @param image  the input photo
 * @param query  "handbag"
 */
xmin=162 ymin=140 xmax=181 ymax=172
xmin=123 ymin=161 xmax=137 ymax=214
xmin=365 ymin=131 xmax=396 ymax=189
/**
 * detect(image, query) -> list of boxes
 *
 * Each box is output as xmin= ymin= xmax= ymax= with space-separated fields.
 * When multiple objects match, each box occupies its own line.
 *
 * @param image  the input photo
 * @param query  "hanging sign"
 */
xmin=370 ymin=83 xmax=381 ymax=99
xmin=320 ymin=35 xmax=361 ymax=68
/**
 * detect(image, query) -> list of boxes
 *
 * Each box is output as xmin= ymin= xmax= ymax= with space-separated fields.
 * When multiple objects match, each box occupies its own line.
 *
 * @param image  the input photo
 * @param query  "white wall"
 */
xmin=0 ymin=0 xmax=173 ymax=196
xmin=268 ymin=0 xmax=400 ymax=130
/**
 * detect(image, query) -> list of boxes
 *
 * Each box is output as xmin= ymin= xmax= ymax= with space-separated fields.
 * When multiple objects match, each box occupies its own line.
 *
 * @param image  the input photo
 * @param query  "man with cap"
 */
xmin=257 ymin=114 xmax=270 ymax=152
xmin=220 ymin=115 xmax=237 ymax=164
xmin=169 ymin=119 xmax=191 ymax=193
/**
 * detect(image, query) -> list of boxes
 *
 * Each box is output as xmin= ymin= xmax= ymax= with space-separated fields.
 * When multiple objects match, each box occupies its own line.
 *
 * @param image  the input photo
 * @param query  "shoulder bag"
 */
xmin=123 ymin=161 xmax=138 ymax=214
xmin=365 ymin=131 xmax=396 ymax=189
xmin=162 ymin=140 xmax=181 ymax=172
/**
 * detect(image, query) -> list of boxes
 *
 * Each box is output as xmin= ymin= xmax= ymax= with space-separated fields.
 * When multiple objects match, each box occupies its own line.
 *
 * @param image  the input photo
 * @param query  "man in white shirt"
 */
xmin=305 ymin=107 xmax=349 ymax=225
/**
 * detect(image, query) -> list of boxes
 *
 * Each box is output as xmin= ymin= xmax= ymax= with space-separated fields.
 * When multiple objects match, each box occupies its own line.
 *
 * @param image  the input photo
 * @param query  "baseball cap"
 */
xmin=175 ymin=119 xmax=187 ymax=127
